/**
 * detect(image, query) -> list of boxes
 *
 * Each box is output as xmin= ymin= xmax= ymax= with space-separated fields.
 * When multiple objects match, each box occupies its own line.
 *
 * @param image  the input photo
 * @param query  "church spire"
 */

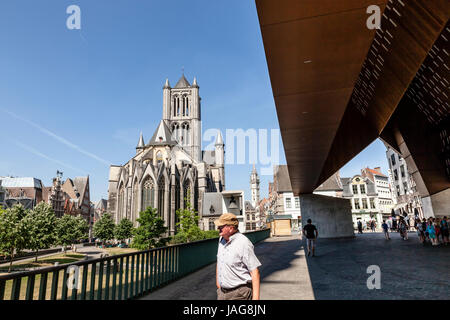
xmin=192 ymin=77 xmax=199 ymax=88
xmin=215 ymin=129 xmax=224 ymax=146
xmin=136 ymin=131 xmax=145 ymax=149
xmin=163 ymin=78 xmax=171 ymax=89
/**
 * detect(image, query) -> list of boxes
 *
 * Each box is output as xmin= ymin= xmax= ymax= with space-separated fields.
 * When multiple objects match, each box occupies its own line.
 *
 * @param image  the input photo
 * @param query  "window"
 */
xmin=246 ymin=222 xmax=251 ymax=230
xmin=158 ymin=176 xmax=165 ymax=218
xmin=370 ymin=198 xmax=376 ymax=209
xmin=360 ymin=184 xmax=366 ymax=194
xmin=141 ymin=178 xmax=155 ymax=212
xmin=396 ymin=185 xmax=400 ymax=196
xmin=251 ymin=222 xmax=256 ymax=230
xmin=400 ymin=165 xmax=405 ymax=178
xmin=403 ymin=182 xmax=408 ymax=193
xmin=252 ymin=214 xmax=255 ymax=220
xmin=354 ymin=199 xmax=360 ymax=209
xmin=362 ymin=198 xmax=368 ymax=209
xmin=352 ymin=185 xmax=359 ymax=194
xmin=391 ymin=154 xmax=396 ymax=166
xmin=394 ymin=169 xmax=398 ymax=181
xmin=247 ymin=214 xmax=250 ymax=220
xmin=295 ymin=197 xmax=300 ymax=208
xmin=286 ymin=198 xmax=291 ymax=208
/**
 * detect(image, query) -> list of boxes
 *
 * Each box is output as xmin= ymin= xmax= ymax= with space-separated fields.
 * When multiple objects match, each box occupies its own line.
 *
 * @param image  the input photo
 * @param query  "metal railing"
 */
xmin=0 ymin=229 xmax=270 ymax=300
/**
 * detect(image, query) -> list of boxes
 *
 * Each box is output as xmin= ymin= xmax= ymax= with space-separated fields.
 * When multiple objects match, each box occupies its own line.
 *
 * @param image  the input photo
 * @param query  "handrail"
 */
xmin=0 ymin=229 xmax=270 ymax=300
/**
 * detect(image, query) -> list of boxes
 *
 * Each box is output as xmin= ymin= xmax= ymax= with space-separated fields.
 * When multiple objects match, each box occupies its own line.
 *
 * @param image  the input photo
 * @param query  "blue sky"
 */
xmin=0 ymin=0 xmax=391 ymax=202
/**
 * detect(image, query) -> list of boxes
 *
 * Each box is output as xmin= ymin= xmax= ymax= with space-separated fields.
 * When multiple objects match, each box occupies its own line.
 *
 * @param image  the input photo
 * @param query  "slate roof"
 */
xmin=314 ymin=172 xmax=343 ymax=191
xmin=174 ymin=74 xmax=191 ymax=88
xmin=148 ymin=120 xmax=177 ymax=146
xmin=273 ymin=165 xmax=292 ymax=192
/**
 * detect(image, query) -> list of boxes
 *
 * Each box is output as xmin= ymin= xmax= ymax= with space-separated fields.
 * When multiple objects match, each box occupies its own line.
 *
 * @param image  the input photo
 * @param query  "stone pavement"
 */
xmin=141 ymin=231 xmax=450 ymax=300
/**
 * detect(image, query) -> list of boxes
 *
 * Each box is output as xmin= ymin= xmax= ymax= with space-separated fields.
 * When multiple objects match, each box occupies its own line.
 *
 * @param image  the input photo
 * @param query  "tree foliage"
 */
xmin=23 ymin=202 xmax=57 ymax=262
xmin=131 ymin=207 xmax=167 ymax=250
xmin=0 ymin=204 xmax=31 ymax=272
xmin=172 ymin=196 xmax=219 ymax=244
xmin=93 ymin=213 xmax=115 ymax=243
xmin=55 ymin=215 xmax=89 ymax=252
xmin=115 ymin=218 xmax=134 ymax=243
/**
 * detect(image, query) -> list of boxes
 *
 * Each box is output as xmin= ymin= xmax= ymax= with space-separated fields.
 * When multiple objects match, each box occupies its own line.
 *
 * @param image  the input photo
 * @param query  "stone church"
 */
xmin=107 ymin=74 xmax=225 ymax=235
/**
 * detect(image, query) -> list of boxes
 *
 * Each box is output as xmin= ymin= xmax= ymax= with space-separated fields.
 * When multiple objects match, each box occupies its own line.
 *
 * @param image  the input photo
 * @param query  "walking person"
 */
xmin=434 ymin=218 xmax=441 ymax=244
xmin=416 ymin=218 xmax=425 ymax=243
xmin=215 ymin=213 xmax=261 ymax=300
xmin=302 ymin=219 xmax=318 ymax=257
xmin=357 ymin=219 xmax=363 ymax=234
xmin=387 ymin=218 xmax=392 ymax=232
xmin=382 ymin=220 xmax=390 ymax=240
xmin=440 ymin=216 xmax=449 ymax=245
xmin=426 ymin=219 xmax=437 ymax=246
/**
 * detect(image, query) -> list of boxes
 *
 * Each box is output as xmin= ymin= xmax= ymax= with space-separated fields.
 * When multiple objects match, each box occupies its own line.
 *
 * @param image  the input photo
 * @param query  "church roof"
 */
xmin=148 ymin=120 xmax=177 ymax=146
xmin=174 ymin=74 xmax=191 ymax=88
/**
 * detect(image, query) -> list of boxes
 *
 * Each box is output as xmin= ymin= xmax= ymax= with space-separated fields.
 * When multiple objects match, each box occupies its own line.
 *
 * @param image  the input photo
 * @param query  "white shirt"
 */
xmin=217 ymin=232 xmax=261 ymax=289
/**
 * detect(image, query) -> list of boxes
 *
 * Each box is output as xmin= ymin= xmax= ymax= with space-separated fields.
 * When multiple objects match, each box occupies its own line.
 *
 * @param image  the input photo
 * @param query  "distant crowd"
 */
xmin=357 ymin=215 xmax=449 ymax=246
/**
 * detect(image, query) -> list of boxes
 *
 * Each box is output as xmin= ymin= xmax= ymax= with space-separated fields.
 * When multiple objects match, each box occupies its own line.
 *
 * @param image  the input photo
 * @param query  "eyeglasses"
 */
xmin=218 ymin=225 xmax=228 ymax=231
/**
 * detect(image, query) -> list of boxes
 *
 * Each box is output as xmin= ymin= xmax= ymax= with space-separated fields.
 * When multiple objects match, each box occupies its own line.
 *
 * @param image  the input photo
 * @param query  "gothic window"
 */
xmin=171 ymin=123 xmax=180 ymax=143
xmin=118 ymin=184 xmax=125 ymax=220
xmin=158 ymin=175 xmax=165 ymax=218
xmin=183 ymin=95 xmax=189 ymax=116
xmin=181 ymin=122 xmax=190 ymax=146
xmin=141 ymin=177 xmax=155 ymax=212
xmin=183 ymin=180 xmax=191 ymax=208
xmin=156 ymin=151 xmax=163 ymax=165
xmin=133 ymin=179 xmax=138 ymax=222
xmin=174 ymin=95 xmax=180 ymax=116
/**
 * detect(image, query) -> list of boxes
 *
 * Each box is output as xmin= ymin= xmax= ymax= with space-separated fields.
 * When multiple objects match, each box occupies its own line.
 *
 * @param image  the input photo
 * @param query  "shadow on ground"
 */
xmin=304 ymin=232 xmax=450 ymax=299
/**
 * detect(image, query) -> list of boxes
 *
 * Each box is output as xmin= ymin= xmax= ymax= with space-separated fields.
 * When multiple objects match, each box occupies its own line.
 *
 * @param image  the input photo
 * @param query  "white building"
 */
xmin=202 ymin=190 xmax=246 ymax=231
xmin=341 ymin=175 xmax=382 ymax=228
xmin=385 ymin=145 xmax=424 ymax=218
xmin=361 ymin=167 xmax=394 ymax=217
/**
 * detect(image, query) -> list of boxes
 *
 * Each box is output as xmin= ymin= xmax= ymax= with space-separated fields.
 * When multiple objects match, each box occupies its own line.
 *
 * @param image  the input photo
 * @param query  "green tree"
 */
xmin=55 ymin=215 xmax=89 ymax=254
xmin=23 ymin=202 xmax=57 ymax=262
xmin=0 ymin=204 xmax=31 ymax=272
xmin=115 ymin=218 xmax=134 ymax=244
xmin=173 ymin=196 xmax=205 ymax=243
xmin=131 ymin=207 xmax=167 ymax=250
xmin=93 ymin=213 xmax=116 ymax=245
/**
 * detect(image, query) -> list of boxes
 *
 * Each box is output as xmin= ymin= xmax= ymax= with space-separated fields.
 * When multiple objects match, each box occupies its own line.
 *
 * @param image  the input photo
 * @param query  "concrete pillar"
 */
xmin=299 ymin=194 xmax=354 ymax=239
xmin=421 ymin=188 xmax=450 ymax=218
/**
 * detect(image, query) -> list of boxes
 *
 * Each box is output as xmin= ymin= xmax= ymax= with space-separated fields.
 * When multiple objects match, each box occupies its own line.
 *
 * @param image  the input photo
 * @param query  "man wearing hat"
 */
xmin=215 ymin=213 xmax=261 ymax=300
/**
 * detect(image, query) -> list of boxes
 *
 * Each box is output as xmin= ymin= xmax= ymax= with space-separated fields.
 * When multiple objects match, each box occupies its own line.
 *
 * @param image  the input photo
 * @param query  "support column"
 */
xmin=299 ymin=194 xmax=354 ymax=239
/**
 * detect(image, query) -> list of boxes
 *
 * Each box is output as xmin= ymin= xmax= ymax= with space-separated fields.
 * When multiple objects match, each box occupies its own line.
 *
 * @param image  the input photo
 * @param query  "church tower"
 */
xmin=162 ymin=74 xmax=202 ymax=162
xmin=250 ymin=164 xmax=260 ymax=207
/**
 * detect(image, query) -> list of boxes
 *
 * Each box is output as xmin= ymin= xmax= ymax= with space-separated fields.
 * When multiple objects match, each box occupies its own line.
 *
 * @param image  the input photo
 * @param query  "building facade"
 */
xmin=107 ymin=75 xmax=226 ymax=235
xmin=342 ymin=175 xmax=381 ymax=228
xmin=385 ymin=145 xmax=424 ymax=219
xmin=361 ymin=167 xmax=394 ymax=217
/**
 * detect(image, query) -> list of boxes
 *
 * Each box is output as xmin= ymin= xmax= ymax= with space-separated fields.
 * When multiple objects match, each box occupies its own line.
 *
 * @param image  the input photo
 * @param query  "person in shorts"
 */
xmin=302 ymin=219 xmax=318 ymax=257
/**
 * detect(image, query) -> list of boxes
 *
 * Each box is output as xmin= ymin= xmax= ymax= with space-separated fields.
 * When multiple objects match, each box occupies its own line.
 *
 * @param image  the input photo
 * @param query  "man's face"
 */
xmin=218 ymin=224 xmax=235 ymax=238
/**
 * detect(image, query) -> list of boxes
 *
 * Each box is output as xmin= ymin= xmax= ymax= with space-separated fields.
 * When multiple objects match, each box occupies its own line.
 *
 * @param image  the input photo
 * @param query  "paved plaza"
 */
xmin=141 ymin=231 xmax=450 ymax=300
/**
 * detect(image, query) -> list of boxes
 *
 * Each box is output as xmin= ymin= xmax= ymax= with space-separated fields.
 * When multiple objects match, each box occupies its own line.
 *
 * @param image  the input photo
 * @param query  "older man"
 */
xmin=215 ymin=213 xmax=261 ymax=300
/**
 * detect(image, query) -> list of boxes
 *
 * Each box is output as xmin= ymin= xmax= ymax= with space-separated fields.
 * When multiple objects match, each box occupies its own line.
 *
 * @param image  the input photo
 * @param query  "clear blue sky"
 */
xmin=0 ymin=0 xmax=391 ymax=203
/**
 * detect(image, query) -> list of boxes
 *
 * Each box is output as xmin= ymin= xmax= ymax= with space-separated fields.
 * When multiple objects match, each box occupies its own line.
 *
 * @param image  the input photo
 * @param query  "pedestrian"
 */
xmin=440 ymin=216 xmax=449 ymax=245
xmin=387 ymin=218 xmax=392 ymax=232
xmin=434 ymin=218 xmax=441 ymax=244
xmin=416 ymin=218 xmax=425 ymax=243
xmin=426 ymin=219 xmax=438 ymax=246
xmin=399 ymin=218 xmax=408 ymax=240
xmin=382 ymin=220 xmax=390 ymax=240
xmin=302 ymin=219 xmax=318 ymax=257
xmin=392 ymin=218 xmax=398 ymax=232
xmin=357 ymin=219 xmax=363 ymax=234
xmin=371 ymin=220 xmax=376 ymax=232
xmin=215 ymin=213 xmax=261 ymax=300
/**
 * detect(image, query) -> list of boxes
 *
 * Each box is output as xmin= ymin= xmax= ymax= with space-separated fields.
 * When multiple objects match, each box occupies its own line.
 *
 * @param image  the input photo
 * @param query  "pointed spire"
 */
xmin=215 ymin=129 xmax=224 ymax=146
xmin=192 ymin=77 xmax=199 ymax=88
xmin=136 ymin=131 xmax=145 ymax=149
xmin=163 ymin=78 xmax=171 ymax=89
xmin=175 ymin=74 xmax=190 ymax=88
